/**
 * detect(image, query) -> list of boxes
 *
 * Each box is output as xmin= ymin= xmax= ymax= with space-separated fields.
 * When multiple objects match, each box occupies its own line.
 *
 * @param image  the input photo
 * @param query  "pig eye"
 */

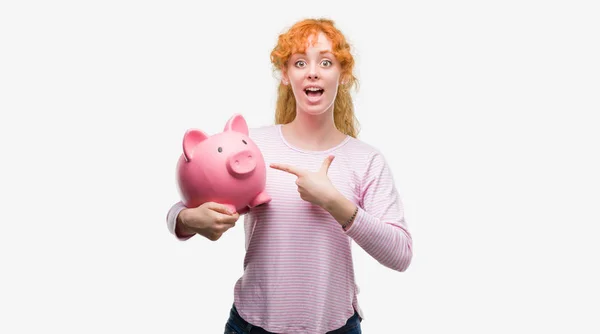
xmin=217 ymin=147 xmax=223 ymax=153
xmin=242 ymin=140 xmax=247 ymax=145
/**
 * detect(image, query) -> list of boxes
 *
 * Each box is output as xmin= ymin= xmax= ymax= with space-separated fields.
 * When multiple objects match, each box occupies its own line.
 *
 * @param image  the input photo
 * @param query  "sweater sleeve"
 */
xmin=344 ymin=152 xmax=413 ymax=272
xmin=166 ymin=201 xmax=195 ymax=241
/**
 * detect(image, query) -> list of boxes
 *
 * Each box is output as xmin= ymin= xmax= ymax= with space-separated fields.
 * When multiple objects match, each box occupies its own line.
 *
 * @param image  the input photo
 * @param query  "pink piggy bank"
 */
xmin=176 ymin=114 xmax=271 ymax=214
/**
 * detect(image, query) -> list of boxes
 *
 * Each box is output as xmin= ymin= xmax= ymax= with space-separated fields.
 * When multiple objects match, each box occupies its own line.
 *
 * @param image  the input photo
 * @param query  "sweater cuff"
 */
xmin=343 ymin=207 xmax=372 ymax=239
xmin=167 ymin=202 xmax=195 ymax=241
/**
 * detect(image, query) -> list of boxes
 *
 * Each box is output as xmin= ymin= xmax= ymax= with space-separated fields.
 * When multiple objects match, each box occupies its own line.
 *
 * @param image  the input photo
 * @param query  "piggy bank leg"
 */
xmin=238 ymin=206 xmax=250 ymax=215
xmin=249 ymin=191 xmax=271 ymax=208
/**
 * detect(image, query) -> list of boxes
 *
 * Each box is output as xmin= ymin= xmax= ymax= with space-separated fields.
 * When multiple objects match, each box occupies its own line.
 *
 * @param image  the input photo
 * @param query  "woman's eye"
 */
xmin=321 ymin=60 xmax=332 ymax=67
xmin=295 ymin=60 xmax=306 ymax=68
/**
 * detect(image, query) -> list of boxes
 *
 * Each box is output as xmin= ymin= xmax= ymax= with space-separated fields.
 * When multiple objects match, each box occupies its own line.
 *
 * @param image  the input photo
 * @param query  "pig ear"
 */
xmin=183 ymin=129 xmax=208 ymax=162
xmin=224 ymin=114 xmax=249 ymax=135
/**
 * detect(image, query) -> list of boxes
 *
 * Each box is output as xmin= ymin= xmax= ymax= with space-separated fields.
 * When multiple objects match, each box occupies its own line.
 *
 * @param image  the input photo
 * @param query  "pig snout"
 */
xmin=227 ymin=150 xmax=256 ymax=177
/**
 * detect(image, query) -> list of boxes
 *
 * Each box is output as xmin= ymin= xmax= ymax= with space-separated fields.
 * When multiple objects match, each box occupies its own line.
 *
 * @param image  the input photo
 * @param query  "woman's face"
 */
xmin=283 ymin=32 xmax=343 ymax=116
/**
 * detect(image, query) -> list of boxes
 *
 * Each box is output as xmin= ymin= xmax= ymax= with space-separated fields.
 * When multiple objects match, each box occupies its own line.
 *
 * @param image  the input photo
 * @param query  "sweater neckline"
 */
xmin=277 ymin=124 xmax=351 ymax=154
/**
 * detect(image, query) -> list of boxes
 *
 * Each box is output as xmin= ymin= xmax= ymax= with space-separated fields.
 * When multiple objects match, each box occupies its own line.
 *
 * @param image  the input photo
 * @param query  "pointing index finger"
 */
xmin=270 ymin=163 xmax=304 ymax=176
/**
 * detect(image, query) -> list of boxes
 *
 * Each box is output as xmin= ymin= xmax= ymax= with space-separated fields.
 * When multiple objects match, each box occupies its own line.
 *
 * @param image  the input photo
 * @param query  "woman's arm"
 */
xmin=325 ymin=152 xmax=413 ymax=272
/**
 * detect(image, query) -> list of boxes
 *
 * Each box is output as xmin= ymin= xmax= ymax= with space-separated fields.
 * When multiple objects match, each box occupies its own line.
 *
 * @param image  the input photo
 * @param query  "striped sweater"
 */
xmin=166 ymin=124 xmax=412 ymax=333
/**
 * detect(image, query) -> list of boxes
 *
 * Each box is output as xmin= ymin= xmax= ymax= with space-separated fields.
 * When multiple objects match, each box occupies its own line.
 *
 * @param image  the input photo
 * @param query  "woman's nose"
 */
xmin=308 ymin=65 xmax=319 ymax=79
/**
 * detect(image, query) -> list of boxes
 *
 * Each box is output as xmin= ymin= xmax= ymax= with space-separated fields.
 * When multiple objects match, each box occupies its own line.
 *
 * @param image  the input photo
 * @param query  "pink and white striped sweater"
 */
xmin=166 ymin=124 xmax=412 ymax=333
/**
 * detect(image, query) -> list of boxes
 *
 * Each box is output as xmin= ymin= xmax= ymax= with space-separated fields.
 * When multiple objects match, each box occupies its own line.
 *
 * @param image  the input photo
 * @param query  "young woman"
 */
xmin=166 ymin=18 xmax=413 ymax=334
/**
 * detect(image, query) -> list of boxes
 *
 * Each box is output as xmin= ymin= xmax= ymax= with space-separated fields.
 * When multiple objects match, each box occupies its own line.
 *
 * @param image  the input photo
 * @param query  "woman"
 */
xmin=166 ymin=18 xmax=413 ymax=333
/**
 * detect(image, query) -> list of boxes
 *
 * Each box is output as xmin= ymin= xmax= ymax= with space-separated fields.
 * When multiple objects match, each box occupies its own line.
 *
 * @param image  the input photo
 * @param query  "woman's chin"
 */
xmin=297 ymin=102 xmax=334 ymax=116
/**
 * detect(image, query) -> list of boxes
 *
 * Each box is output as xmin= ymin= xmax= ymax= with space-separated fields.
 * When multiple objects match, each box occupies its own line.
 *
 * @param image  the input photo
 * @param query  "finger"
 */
xmin=206 ymin=202 xmax=235 ymax=215
xmin=270 ymin=163 xmax=304 ymax=176
xmin=215 ymin=212 xmax=240 ymax=225
xmin=220 ymin=221 xmax=236 ymax=232
xmin=320 ymin=155 xmax=335 ymax=174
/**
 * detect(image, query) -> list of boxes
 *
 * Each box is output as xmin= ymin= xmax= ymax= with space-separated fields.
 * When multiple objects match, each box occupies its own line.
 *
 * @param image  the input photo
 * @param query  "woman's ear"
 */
xmin=281 ymin=67 xmax=289 ymax=85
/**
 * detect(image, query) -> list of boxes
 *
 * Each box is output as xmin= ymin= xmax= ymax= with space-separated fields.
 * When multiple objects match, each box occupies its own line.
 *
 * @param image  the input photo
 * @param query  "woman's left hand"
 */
xmin=270 ymin=155 xmax=339 ymax=208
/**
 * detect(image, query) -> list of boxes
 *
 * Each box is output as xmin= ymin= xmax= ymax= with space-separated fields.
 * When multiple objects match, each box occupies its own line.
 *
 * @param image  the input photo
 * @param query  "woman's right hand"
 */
xmin=176 ymin=202 xmax=240 ymax=241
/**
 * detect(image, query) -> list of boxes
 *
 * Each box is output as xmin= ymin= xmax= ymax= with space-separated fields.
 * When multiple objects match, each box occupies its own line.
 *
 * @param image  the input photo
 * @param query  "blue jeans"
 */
xmin=224 ymin=304 xmax=362 ymax=333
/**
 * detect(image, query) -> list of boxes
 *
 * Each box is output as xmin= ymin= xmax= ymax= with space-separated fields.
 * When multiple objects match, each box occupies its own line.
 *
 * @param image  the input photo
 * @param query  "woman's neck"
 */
xmin=282 ymin=111 xmax=347 ymax=151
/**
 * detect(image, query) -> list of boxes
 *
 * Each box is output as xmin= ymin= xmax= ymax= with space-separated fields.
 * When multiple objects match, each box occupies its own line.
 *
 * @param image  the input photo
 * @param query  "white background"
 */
xmin=1 ymin=0 xmax=599 ymax=333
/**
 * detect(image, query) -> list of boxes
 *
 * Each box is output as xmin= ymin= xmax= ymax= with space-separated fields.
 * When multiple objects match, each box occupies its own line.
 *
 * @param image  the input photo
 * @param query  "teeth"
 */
xmin=306 ymin=87 xmax=322 ymax=91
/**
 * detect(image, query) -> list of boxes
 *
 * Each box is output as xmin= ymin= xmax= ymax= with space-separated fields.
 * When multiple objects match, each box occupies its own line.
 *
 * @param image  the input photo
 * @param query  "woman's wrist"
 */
xmin=176 ymin=209 xmax=196 ymax=237
xmin=341 ymin=206 xmax=358 ymax=230
xmin=323 ymin=192 xmax=358 ymax=229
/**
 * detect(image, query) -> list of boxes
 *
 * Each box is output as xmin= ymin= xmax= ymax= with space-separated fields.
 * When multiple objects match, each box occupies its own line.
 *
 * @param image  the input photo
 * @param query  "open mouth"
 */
xmin=304 ymin=87 xmax=324 ymax=97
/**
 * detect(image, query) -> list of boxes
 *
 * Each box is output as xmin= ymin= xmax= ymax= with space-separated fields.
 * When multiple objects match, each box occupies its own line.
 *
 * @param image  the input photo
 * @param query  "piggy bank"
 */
xmin=176 ymin=114 xmax=271 ymax=214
